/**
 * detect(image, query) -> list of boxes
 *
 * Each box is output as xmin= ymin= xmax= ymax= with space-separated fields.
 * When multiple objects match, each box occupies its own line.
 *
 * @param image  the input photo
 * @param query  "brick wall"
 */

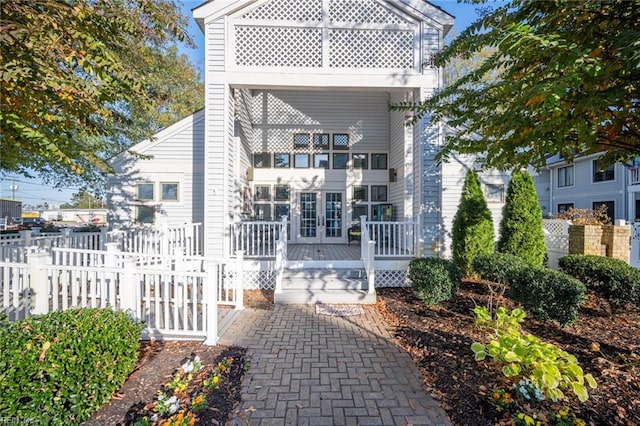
xmin=568 ymin=224 xmax=630 ymax=263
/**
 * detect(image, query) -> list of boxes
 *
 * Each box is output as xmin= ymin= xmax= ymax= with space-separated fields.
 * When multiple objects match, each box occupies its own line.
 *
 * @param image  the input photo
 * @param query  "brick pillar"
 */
xmin=569 ymin=225 xmax=606 ymax=256
xmin=601 ymin=225 xmax=630 ymax=263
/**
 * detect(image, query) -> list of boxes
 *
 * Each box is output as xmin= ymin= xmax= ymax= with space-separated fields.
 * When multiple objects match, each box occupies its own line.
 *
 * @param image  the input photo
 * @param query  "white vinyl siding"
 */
xmin=207 ymin=18 xmax=225 ymax=72
xmin=108 ymin=111 xmax=205 ymax=228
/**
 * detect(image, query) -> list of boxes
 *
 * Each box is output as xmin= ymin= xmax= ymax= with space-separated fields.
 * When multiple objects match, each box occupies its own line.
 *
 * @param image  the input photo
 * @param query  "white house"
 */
xmin=107 ymin=0 xmax=510 ymax=298
xmin=533 ymin=153 xmax=640 ymax=223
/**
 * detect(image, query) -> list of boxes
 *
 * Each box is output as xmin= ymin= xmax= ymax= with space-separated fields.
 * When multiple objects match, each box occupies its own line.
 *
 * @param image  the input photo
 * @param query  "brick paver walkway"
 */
xmin=219 ymin=305 xmax=451 ymax=426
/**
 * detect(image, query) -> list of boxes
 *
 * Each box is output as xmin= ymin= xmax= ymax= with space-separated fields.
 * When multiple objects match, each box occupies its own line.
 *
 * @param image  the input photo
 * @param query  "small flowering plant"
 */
xmin=515 ymin=412 xmax=542 ymax=426
xmin=189 ymin=393 xmax=208 ymax=413
xmin=155 ymin=393 xmax=180 ymax=417
xmin=182 ymin=355 xmax=202 ymax=374
xmin=515 ymin=378 xmax=545 ymax=402
xmin=551 ymin=407 xmax=586 ymax=426
xmin=491 ymin=388 xmax=514 ymax=411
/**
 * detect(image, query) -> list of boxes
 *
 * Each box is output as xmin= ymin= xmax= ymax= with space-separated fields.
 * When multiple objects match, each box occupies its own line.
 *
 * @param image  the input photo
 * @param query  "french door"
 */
xmin=297 ymin=191 xmax=345 ymax=244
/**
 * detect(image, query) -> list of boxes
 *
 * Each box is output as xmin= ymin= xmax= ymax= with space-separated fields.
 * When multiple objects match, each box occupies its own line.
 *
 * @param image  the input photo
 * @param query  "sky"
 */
xmin=0 ymin=0 xmax=499 ymax=207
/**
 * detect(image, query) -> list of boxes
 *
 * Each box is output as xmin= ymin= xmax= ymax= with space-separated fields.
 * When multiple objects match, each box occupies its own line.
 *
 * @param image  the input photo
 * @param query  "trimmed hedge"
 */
xmin=473 ymin=253 xmax=528 ymax=285
xmin=508 ymin=267 xmax=587 ymax=326
xmin=0 ymin=308 xmax=143 ymax=424
xmin=408 ymin=257 xmax=462 ymax=306
xmin=559 ymin=254 xmax=640 ymax=312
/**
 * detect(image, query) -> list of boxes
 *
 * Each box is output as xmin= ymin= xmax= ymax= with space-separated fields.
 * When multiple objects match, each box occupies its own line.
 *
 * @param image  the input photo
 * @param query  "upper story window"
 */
xmin=254 ymin=152 xmax=271 ymax=168
xmin=557 ymin=165 xmax=574 ymax=187
xmin=160 ymin=183 xmax=179 ymax=201
xmin=137 ymin=183 xmax=154 ymax=201
xmin=593 ymin=160 xmax=614 ymax=182
xmin=484 ymin=184 xmax=504 ymax=203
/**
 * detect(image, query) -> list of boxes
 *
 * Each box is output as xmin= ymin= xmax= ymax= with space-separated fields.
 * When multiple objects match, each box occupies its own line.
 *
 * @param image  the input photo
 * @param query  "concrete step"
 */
xmin=275 ymin=267 xmax=376 ymax=304
xmin=274 ymin=289 xmax=376 ymax=305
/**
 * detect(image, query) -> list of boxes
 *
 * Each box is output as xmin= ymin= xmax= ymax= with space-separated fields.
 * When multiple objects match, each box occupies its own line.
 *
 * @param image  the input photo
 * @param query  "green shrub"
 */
xmin=497 ymin=170 xmax=546 ymax=267
xmin=408 ymin=257 xmax=462 ymax=305
xmin=559 ymin=254 xmax=640 ymax=312
xmin=473 ymin=253 xmax=528 ymax=285
xmin=508 ymin=266 xmax=587 ymax=326
xmin=0 ymin=308 xmax=143 ymax=424
xmin=452 ymin=170 xmax=495 ymax=276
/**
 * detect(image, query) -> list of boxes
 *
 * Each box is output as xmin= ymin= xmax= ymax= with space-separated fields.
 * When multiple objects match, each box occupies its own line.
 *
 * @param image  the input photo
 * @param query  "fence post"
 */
xmin=367 ymin=241 xmax=376 ymax=294
xmin=20 ymin=229 xmax=32 ymax=247
xmin=28 ymin=251 xmax=51 ymax=315
xmin=120 ymin=257 xmax=138 ymax=318
xmin=204 ymin=260 xmax=219 ymax=346
xmin=99 ymin=227 xmax=108 ymax=250
xmin=235 ymin=251 xmax=244 ymax=310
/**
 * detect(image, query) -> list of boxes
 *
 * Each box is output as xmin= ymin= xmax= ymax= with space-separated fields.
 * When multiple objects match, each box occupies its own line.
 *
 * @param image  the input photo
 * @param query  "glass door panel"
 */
xmin=325 ymin=193 xmax=343 ymax=239
xmin=299 ymin=193 xmax=318 ymax=240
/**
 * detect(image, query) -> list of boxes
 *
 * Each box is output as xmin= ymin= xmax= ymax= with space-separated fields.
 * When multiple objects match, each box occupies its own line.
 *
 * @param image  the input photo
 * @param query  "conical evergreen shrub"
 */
xmin=497 ymin=169 xmax=546 ymax=266
xmin=452 ymin=170 xmax=495 ymax=276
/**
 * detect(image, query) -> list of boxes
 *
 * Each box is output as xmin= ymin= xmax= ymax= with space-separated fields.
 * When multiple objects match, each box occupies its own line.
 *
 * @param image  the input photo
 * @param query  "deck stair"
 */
xmin=274 ymin=265 xmax=376 ymax=304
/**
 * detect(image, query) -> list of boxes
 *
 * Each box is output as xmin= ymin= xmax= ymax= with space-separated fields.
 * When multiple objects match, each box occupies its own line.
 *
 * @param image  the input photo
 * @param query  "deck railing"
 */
xmin=360 ymin=216 xmax=375 ymax=292
xmin=230 ymin=220 xmax=284 ymax=258
xmin=631 ymin=167 xmax=640 ymax=185
xmin=274 ymin=217 xmax=288 ymax=294
xmin=365 ymin=220 xmax=419 ymax=257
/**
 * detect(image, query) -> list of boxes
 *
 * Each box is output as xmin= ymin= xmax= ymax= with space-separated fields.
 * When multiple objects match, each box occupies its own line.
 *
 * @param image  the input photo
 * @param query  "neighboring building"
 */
xmin=0 ymin=198 xmax=22 ymax=222
xmin=533 ymin=153 xmax=639 ymax=222
xmin=107 ymin=0 xmax=511 ymax=286
xmin=41 ymin=209 xmax=108 ymax=226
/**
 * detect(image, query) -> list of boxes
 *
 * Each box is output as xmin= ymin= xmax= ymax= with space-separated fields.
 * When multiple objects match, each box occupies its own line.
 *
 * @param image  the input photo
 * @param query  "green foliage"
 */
xmin=0 ymin=0 xmax=204 ymax=189
xmin=508 ymin=266 xmax=587 ymax=326
xmin=60 ymin=189 xmax=104 ymax=209
xmin=498 ymin=171 xmax=546 ymax=267
xmin=392 ymin=0 xmax=640 ymax=170
xmin=0 ymin=308 xmax=143 ymax=424
xmin=452 ymin=170 xmax=495 ymax=276
xmin=408 ymin=257 xmax=461 ymax=306
xmin=473 ymin=252 xmax=528 ymax=285
xmin=559 ymin=254 xmax=640 ymax=312
xmin=471 ymin=306 xmax=597 ymax=403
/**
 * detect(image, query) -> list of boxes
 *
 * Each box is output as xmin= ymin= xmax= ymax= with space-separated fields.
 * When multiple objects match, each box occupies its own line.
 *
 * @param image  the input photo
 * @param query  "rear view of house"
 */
xmin=108 ymin=0 xmax=509 ymax=298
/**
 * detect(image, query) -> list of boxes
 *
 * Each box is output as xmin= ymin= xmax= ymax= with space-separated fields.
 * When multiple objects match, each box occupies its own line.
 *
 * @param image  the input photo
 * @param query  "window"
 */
xmin=593 ymin=160 xmax=615 ymax=182
xmin=294 ymin=153 xmax=309 ymax=168
xmin=485 ymin=184 xmax=505 ymax=203
xmin=253 ymin=204 xmax=271 ymax=221
xmin=253 ymin=152 xmax=271 ymax=168
xmin=371 ymin=154 xmax=388 ymax=170
xmin=274 ymin=153 xmax=290 ymax=168
xmin=274 ymin=185 xmax=290 ymax=201
xmin=353 ymin=185 xmax=368 ymax=201
xmin=557 ymin=165 xmax=574 ymax=187
xmin=352 ymin=153 xmax=368 ymax=169
xmin=294 ymin=133 xmax=310 ymax=149
xmin=136 ymin=205 xmax=155 ymax=224
xmin=137 ymin=183 xmax=154 ymax=201
xmin=254 ymin=185 xmax=270 ymax=201
xmin=333 ymin=153 xmax=348 ymax=169
xmin=160 ymin=183 xmax=178 ymax=201
xmin=314 ymin=153 xmax=329 ymax=169
xmin=333 ymin=133 xmax=349 ymax=150
xmin=593 ymin=201 xmax=614 ymax=222
xmin=313 ymin=133 xmax=329 ymax=148
xmin=371 ymin=185 xmax=388 ymax=202
xmin=352 ymin=205 xmax=368 ymax=220
xmin=557 ymin=203 xmax=574 ymax=213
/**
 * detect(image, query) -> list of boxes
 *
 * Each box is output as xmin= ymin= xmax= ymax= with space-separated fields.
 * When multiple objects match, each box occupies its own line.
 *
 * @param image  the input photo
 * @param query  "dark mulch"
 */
xmin=376 ymin=281 xmax=640 ymax=426
xmin=85 ymin=289 xmax=272 ymax=425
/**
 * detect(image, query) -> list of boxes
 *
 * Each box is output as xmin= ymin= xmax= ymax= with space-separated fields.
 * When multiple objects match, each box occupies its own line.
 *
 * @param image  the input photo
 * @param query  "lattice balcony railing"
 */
xmin=232 ymin=0 xmax=421 ymax=71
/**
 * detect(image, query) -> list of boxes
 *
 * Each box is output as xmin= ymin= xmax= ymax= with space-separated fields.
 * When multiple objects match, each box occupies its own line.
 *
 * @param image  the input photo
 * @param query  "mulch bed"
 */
xmin=376 ymin=282 xmax=640 ymax=425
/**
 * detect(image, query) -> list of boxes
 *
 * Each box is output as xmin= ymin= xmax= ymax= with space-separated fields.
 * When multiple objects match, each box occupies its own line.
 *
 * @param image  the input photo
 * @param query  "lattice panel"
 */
xmin=226 ymin=270 xmax=276 ymax=290
xmin=329 ymin=29 xmax=414 ymax=69
xmin=329 ymin=0 xmax=408 ymax=25
xmin=375 ymin=270 xmax=408 ymax=288
xmin=545 ymin=235 xmax=569 ymax=251
xmin=542 ymin=219 xmax=570 ymax=235
xmin=235 ymin=26 xmax=322 ymax=68
xmin=242 ymin=0 xmax=322 ymax=22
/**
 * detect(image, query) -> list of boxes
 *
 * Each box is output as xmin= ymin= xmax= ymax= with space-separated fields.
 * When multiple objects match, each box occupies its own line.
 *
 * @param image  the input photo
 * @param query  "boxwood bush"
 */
xmin=473 ymin=253 xmax=528 ymax=285
xmin=508 ymin=266 xmax=587 ymax=326
xmin=559 ymin=254 xmax=640 ymax=312
xmin=0 ymin=308 xmax=143 ymax=424
xmin=408 ymin=257 xmax=462 ymax=306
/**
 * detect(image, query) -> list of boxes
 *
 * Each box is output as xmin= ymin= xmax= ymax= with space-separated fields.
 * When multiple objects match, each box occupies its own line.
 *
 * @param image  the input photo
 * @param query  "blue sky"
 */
xmin=0 ymin=0 xmax=499 ymax=207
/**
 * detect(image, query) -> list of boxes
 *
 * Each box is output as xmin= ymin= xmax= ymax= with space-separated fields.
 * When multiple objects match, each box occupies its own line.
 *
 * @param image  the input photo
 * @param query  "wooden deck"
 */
xmin=287 ymin=244 xmax=361 ymax=261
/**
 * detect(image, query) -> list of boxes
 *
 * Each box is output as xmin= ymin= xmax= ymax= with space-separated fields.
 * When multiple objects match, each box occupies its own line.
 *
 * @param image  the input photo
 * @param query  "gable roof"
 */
xmin=193 ymin=0 xmax=454 ymax=34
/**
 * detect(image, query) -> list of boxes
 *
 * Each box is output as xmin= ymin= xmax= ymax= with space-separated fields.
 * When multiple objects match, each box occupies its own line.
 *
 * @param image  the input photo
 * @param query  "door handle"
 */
xmin=322 ymin=216 xmax=325 ymax=227
xmin=317 ymin=216 xmax=321 ymax=227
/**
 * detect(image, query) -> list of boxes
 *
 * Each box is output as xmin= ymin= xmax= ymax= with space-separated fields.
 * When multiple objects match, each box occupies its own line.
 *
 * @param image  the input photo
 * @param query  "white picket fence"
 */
xmin=0 ymin=222 xmax=240 ymax=344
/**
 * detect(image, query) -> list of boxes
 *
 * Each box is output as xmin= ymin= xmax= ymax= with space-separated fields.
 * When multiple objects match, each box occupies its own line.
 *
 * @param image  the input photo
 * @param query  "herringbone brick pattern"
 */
xmin=220 ymin=305 xmax=451 ymax=425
